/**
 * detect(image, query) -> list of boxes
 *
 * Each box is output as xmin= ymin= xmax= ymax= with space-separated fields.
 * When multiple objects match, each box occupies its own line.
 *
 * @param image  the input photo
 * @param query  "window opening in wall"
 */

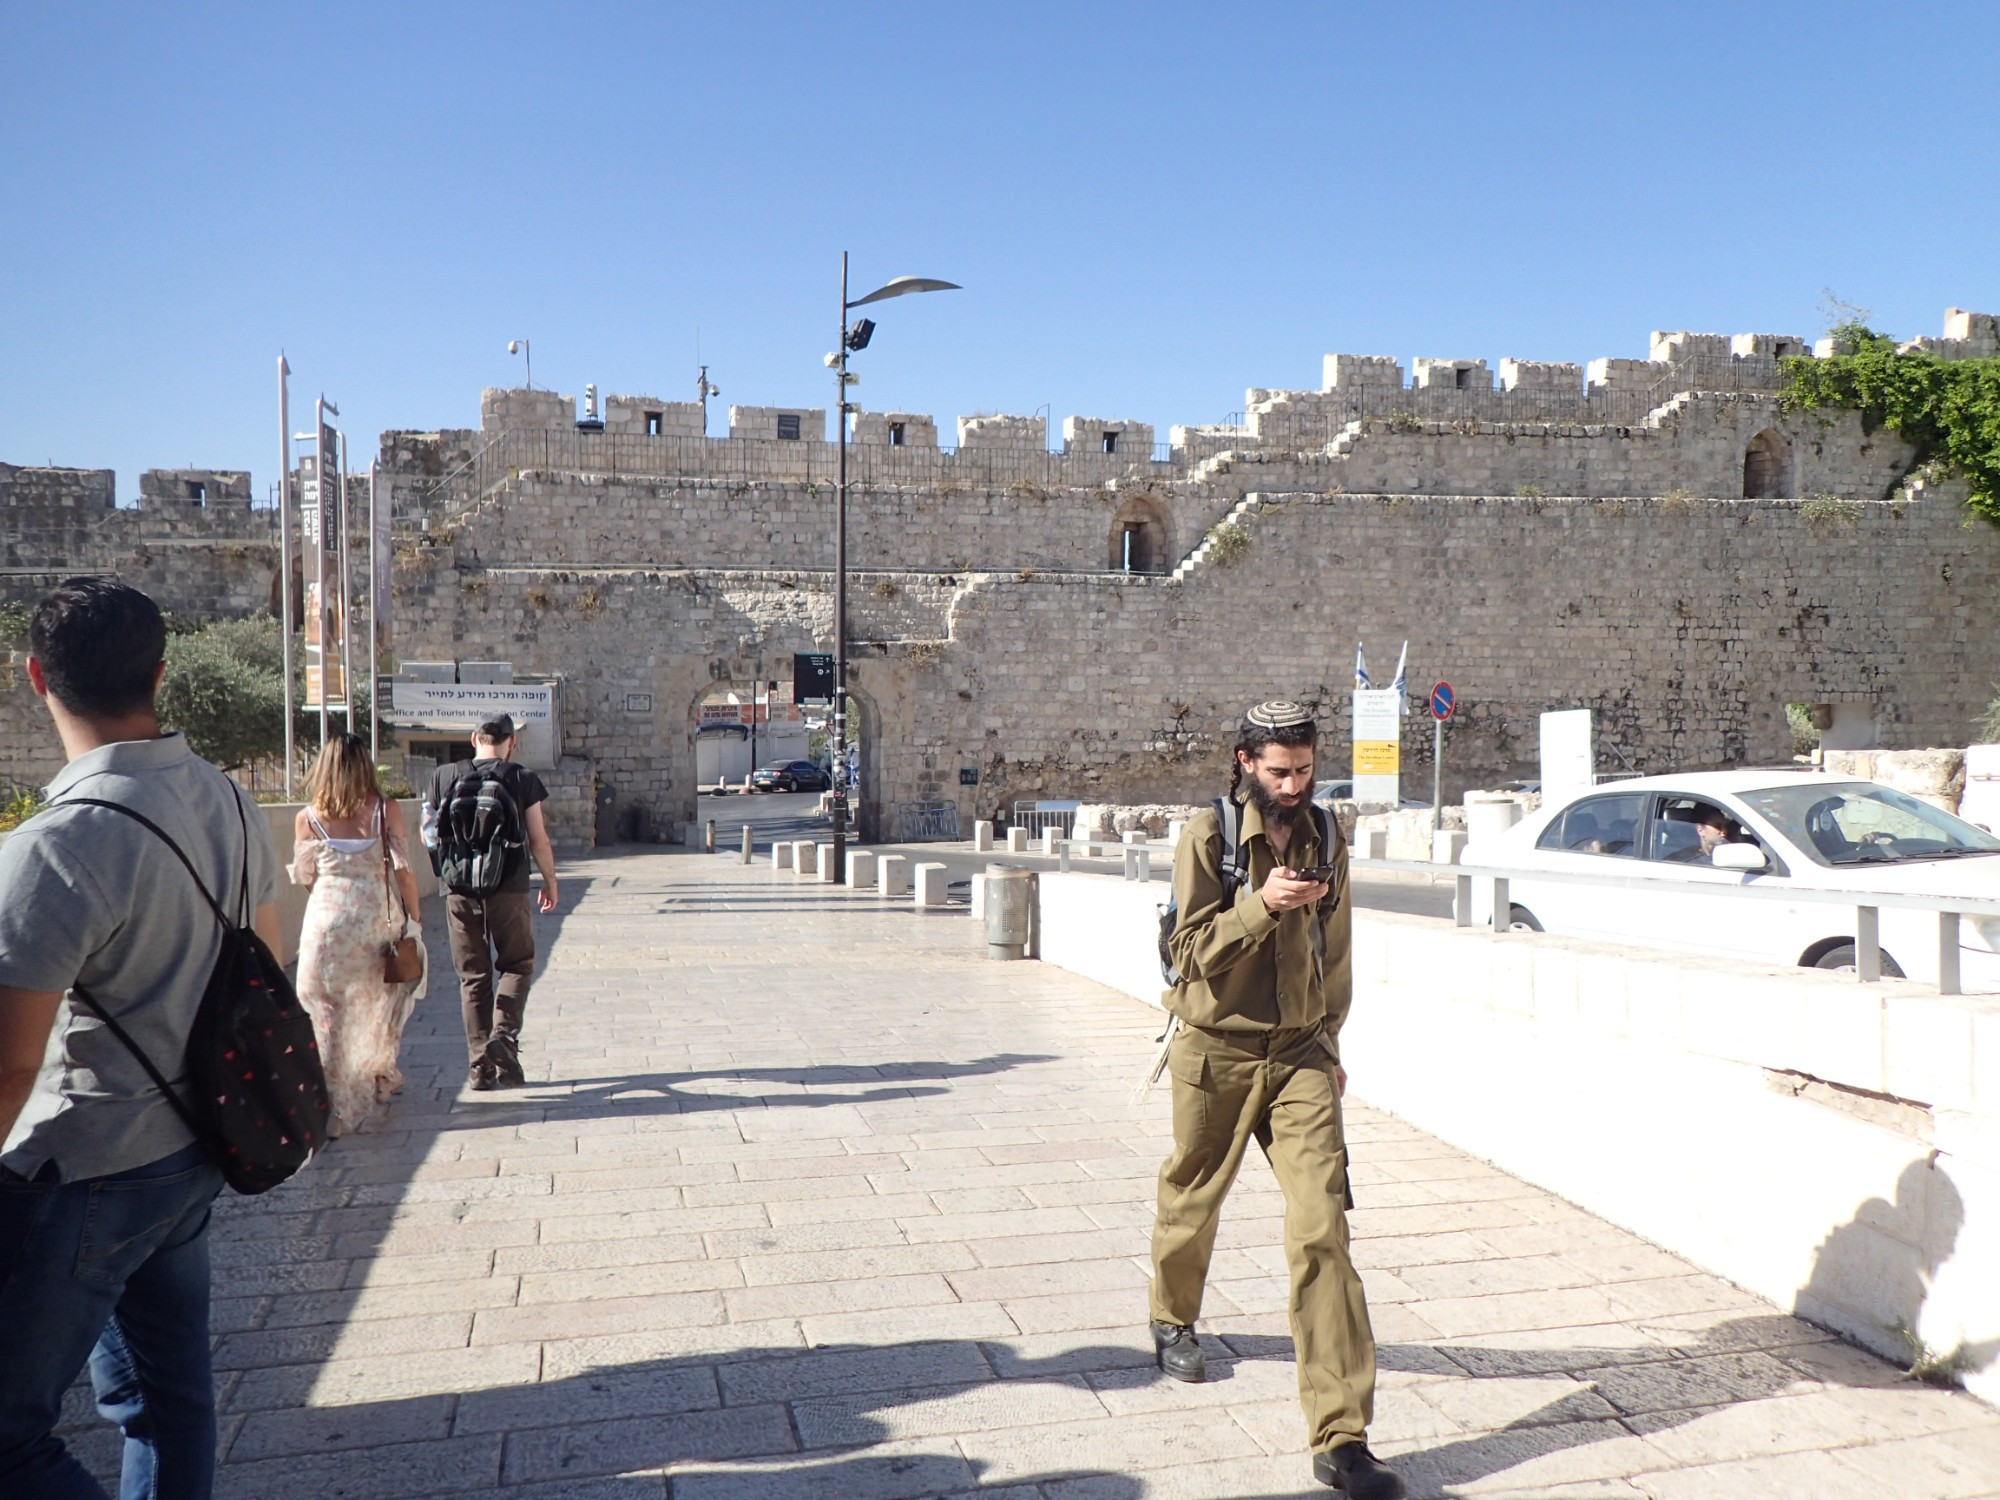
xmin=888 ymin=421 xmax=905 ymax=447
xmin=644 ymin=411 xmax=663 ymax=436
xmin=1121 ymin=523 xmax=1142 ymax=572
xmin=1101 ymin=430 xmax=1119 ymax=454
xmin=776 ymin=413 xmax=801 ymax=441
xmin=1454 ymin=367 xmax=1474 ymax=388
xmin=185 ymin=480 xmax=206 ymax=503
xmin=1742 ymin=428 xmax=1791 ymax=499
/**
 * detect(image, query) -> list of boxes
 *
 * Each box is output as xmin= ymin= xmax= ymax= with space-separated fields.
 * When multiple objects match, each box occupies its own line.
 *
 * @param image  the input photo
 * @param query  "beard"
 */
xmin=1243 ymin=776 xmax=1312 ymax=843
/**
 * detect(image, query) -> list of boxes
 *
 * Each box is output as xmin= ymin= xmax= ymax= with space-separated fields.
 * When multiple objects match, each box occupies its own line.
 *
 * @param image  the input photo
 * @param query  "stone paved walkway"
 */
xmin=61 ymin=848 xmax=2000 ymax=1498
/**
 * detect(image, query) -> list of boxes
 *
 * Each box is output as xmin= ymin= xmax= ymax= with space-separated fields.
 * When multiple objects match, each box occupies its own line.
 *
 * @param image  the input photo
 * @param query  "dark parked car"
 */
xmin=752 ymin=760 xmax=832 ymax=793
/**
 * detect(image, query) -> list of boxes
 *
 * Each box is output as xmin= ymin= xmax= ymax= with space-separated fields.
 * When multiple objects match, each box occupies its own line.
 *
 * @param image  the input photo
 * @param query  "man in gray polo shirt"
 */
xmin=0 ymin=578 xmax=281 ymax=1499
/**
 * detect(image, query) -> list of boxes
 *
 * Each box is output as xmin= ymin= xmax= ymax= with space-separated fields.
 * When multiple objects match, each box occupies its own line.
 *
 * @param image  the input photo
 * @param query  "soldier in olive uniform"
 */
xmin=1149 ymin=701 xmax=1404 ymax=1498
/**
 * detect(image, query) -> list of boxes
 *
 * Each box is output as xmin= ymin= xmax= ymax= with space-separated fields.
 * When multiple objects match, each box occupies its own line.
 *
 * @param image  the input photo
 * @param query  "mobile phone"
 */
xmin=1291 ymin=863 xmax=1337 ymax=884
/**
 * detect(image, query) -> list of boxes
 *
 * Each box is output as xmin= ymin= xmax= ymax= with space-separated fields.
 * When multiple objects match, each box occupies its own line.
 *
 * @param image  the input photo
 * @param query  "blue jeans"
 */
xmin=0 ymin=1142 xmax=225 ymax=1499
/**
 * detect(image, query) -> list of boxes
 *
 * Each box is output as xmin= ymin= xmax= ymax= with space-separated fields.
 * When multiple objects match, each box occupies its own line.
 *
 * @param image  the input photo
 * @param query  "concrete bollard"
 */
xmin=741 ymin=825 xmax=754 ymax=863
xmin=1431 ymin=829 xmax=1467 ymax=865
xmin=914 ymin=861 xmax=950 ymax=908
xmin=1355 ymin=827 xmax=1388 ymax=860
xmin=973 ymin=821 xmax=994 ymax=852
xmin=970 ymin=873 xmax=986 ymax=919
xmin=772 ymin=842 xmax=793 ymax=871
xmin=815 ymin=843 xmax=836 ymax=883
xmin=704 ymin=819 xmax=716 ymax=853
xmin=1040 ymin=828 xmax=1061 ymax=855
xmin=1006 ymin=827 xmax=1029 ymax=853
xmin=1167 ymin=819 xmax=1186 ymax=844
xmin=877 ymin=853 xmax=911 ymax=898
xmin=847 ymin=849 xmax=876 ymax=888
xmin=792 ymin=840 xmax=817 ymax=875
xmin=1122 ymin=829 xmax=1149 ymax=845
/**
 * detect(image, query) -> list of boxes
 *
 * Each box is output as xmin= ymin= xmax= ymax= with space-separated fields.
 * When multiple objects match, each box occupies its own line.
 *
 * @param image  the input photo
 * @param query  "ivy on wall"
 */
xmin=1781 ymin=324 xmax=2000 ymax=524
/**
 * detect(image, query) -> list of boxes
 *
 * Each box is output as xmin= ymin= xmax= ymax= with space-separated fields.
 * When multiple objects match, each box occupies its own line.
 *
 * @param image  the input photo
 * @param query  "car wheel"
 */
xmin=1811 ymin=943 xmax=1906 ymax=978
xmin=1507 ymin=906 xmax=1543 ymax=933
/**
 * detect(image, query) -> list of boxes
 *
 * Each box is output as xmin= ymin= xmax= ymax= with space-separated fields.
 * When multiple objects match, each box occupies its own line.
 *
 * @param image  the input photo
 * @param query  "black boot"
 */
xmin=1149 ymin=1321 xmax=1205 ymax=1383
xmin=485 ymin=1033 xmax=526 ymax=1087
xmin=1312 ymin=1442 xmax=1405 ymax=1498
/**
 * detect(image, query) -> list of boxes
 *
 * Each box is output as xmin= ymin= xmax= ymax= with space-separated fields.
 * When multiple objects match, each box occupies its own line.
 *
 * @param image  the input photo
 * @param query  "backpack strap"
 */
xmin=55 ymin=797 xmax=234 ymax=931
xmin=69 ymin=982 xmax=204 ymax=1143
xmin=1214 ymin=796 xmax=1250 ymax=902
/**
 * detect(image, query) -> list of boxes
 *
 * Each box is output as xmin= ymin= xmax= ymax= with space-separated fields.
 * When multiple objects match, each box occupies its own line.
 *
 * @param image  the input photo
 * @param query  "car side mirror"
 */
xmin=1711 ymin=842 xmax=1768 ymax=872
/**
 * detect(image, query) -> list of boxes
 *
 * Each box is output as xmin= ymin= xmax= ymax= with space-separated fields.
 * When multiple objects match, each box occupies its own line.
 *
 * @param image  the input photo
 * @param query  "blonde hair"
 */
xmin=305 ymin=733 xmax=382 ymax=820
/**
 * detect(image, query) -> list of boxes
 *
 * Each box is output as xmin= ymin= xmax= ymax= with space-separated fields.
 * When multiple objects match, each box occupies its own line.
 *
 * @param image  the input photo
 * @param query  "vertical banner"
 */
xmin=1539 ymin=709 xmax=1595 ymax=802
xmin=371 ymin=466 xmax=392 ymax=652
xmin=1352 ymin=688 xmax=1403 ymax=807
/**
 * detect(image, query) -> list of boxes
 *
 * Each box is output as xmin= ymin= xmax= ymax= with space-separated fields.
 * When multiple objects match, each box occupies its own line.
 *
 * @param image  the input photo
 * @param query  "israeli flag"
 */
xmin=1353 ymin=643 xmax=1369 ymax=691
xmin=1389 ymin=640 xmax=1408 ymax=702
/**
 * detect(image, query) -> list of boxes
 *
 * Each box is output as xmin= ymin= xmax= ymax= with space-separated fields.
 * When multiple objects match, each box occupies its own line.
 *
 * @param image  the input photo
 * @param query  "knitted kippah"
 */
xmin=1244 ymin=699 xmax=1313 ymax=730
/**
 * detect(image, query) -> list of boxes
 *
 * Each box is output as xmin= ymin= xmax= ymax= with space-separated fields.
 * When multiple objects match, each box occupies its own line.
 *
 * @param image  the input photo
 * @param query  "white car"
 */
xmin=1462 ymin=770 xmax=2000 ymax=991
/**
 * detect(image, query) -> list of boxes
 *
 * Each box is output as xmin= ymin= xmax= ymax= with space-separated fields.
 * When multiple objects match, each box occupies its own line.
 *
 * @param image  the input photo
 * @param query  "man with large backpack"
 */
xmin=0 ymin=577 xmax=285 ymax=1498
xmin=1149 ymin=700 xmax=1404 ymax=1499
xmin=423 ymin=715 xmax=558 ymax=1091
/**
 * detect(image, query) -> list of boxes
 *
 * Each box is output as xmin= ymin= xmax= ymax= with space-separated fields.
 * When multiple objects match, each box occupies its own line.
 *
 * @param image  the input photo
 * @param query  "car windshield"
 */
xmin=1735 ymin=782 xmax=2000 ymax=866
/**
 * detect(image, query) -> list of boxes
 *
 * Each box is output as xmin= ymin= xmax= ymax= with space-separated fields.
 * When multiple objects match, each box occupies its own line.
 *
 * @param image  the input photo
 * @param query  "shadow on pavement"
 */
xmin=213 ymin=1337 xmax=1155 ymax=1498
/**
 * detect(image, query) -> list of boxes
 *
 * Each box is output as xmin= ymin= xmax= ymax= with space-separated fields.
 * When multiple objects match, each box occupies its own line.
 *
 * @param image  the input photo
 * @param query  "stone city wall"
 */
xmin=389 ymin=477 xmax=2000 ymax=842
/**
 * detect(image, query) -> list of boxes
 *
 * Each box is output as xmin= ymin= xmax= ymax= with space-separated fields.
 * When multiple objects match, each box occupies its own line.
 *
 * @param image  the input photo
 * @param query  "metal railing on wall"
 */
xmin=1355 ymin=852 xmax=2000 ymax=998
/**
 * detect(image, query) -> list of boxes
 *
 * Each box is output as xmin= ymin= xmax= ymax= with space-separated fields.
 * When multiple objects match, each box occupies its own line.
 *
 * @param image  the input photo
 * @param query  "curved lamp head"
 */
xmin=848 ymin=275 xmax=961 ymax=309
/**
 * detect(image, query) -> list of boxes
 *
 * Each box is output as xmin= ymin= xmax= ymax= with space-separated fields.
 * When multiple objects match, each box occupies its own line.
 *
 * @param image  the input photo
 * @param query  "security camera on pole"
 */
xmin=826 ymin=254 xmax=959 ymax=881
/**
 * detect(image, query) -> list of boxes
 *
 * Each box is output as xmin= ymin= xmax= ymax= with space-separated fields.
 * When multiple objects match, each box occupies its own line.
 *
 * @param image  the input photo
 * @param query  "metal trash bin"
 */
xmin=984 ymin=864 xmax=1035 ymax=961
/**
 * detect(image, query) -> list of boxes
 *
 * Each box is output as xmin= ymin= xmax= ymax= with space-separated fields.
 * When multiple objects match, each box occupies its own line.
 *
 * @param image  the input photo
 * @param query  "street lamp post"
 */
xmin=829 ymin=256 xmax=960 ymax=881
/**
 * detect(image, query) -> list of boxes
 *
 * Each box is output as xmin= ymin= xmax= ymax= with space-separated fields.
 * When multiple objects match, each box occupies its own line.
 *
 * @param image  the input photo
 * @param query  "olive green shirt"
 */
xmin=1162 ymin=796 xmax=1353 ymax=1056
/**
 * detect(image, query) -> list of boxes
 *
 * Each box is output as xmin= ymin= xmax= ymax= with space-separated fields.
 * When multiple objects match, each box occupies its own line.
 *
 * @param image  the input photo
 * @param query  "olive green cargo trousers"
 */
xmin=1148 ymin=1023 xmax=1376 ymax=1452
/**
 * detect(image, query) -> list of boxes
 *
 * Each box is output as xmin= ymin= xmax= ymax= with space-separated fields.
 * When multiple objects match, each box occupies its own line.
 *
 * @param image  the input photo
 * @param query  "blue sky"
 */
xmin=3 ymin=2 xmax=1997 ymax=500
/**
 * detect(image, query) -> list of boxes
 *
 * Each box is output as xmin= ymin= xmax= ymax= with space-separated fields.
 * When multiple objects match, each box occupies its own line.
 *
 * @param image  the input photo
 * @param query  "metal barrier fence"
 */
xmin=897 ymin=801 xmax=961 ymax=842
xmin=1010 ymin=800 xmax=1079 ymax=838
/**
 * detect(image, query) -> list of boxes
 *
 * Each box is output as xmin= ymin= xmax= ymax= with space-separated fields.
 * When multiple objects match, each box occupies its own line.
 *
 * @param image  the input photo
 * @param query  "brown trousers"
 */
xmin=446 ymin=890 xmax=537 ymax=1064
xmin=1149 ymin=1023 xmax=1377 ymax=1453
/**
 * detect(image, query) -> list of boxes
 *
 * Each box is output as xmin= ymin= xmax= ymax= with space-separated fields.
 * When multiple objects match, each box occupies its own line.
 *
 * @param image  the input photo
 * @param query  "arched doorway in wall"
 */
xmin=1743 ymin=429 xmax=1794 ymax=499
xmin=684 ymin=672 xmax=882 ymax=846
xmin=1108 ymin=494 xmax=1170 ymax=573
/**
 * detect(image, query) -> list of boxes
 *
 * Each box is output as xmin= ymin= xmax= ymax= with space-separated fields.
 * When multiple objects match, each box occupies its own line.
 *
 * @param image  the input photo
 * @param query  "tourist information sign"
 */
xmin=1352 ymin=687 xmax=1401 ymax=807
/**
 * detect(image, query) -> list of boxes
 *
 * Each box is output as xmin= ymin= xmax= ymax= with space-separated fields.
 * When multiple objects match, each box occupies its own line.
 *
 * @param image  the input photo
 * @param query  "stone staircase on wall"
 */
xmin=1170 ymin=492 xmax=1276 ymax=582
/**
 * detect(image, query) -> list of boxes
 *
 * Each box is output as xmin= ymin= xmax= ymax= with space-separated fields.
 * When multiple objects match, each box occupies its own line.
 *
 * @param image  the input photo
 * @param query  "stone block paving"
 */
xmin=59 ymin=849 xmax=2000 ymax=1497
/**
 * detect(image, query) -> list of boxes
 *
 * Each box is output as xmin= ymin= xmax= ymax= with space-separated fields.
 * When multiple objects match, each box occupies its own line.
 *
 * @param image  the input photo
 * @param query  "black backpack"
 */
xmin=436 ymin=766 xmax=524 ymax=898
xmin=57 ymin=793 xmax=331 ymax=1195
xmin=1158 ymin=797 xmax=1338 ymax=987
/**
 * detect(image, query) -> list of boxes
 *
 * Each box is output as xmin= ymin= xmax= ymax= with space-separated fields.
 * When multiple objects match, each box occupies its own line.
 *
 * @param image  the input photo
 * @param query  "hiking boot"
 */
xmin=484 ymin=1033 xmax=526 ymax=1088
xmin=1312 ymin=1442 xmax=1405 ymax=1498
xmin=1149 ymin=1321 xmax=1205 ymax=1383
xmin=468 ymin=1060 xmax=497 ymax=1092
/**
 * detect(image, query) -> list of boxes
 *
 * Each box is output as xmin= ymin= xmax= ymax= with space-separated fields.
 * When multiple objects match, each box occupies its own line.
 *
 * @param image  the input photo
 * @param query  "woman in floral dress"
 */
xmin=291 ymin=735 xmax=426 ymax=1136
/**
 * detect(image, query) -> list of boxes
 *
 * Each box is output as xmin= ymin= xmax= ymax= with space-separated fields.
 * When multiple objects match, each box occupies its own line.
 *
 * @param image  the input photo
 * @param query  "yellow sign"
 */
xmin=1354 ymin=741 xmax=1399 ymax=776
xmin=304 ymin=663 xmax=347 ymax=708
